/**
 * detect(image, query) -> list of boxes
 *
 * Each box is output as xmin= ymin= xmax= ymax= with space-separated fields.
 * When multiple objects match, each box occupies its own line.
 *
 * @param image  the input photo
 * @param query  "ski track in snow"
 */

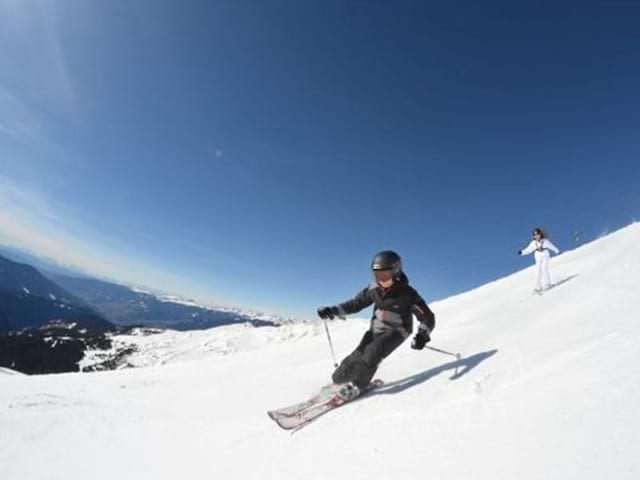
xmin=2 ymin=224 xmax=640 ymax=480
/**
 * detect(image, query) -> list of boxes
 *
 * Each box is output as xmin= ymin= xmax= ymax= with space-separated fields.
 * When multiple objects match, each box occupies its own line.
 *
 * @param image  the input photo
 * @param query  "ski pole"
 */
xmin=323 ymin=318 xmax=339 ymax=368
xmin=426 ymin=345 xmax=461 ymax=359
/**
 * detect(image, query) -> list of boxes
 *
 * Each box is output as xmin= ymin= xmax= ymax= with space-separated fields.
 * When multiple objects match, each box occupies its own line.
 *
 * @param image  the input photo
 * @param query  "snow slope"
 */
xmin=2 ymin=224 xmax=640 ymax=480
xmin=0 ymin=367 xmax=24 ymax=376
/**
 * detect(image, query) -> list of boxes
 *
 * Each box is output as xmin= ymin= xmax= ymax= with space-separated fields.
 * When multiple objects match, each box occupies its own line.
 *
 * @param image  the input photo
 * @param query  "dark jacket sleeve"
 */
xmin=336 ymin=287 xmax=374 ymax=315
xmin=411 ymin=292 xmax=435 ymax=333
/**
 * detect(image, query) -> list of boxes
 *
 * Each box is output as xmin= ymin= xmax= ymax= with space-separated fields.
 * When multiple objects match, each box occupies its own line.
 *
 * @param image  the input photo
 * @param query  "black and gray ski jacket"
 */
xmin=335 ymin=274 xmax=435 ymax=338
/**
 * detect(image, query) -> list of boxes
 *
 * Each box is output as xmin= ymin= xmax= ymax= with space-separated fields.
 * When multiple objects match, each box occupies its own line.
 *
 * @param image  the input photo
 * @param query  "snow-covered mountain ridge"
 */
xmin=1 ymin=223 xmax=639 ymax=480
xmin=48 ymin=272 xmax=288 ymax=330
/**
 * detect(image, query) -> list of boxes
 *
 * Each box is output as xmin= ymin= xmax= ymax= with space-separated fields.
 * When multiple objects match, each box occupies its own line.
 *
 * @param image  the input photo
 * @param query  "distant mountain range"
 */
xmin=47 ymin=273 xmax=278 ymax=330
xmin=0 ymin=246 xmax=86 ymax=278
xmin=0 ymin=248 xmax=284 ymax=374
xmin=0 ymin=254 xmax=113 ymax=333
xmin=0 ymin=253 xmax=83 ymax=304
xmin=0 ymin=247 xmax=280 ymax=331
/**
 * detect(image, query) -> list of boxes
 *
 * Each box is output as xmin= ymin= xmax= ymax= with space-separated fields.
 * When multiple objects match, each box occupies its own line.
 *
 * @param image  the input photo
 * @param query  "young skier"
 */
xmin=518 ymin=227 xmax=560 ymax=293
xmin=317 ymin=250 xmax=435 ymax=401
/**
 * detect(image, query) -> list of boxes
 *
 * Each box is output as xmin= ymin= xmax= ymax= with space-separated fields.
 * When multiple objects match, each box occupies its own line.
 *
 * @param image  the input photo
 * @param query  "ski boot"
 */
xmin=335 ymin=382 xmax=361 ymax=403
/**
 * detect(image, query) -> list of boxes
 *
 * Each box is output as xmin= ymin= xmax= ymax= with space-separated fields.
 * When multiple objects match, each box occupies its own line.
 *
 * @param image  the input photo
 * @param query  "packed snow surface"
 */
xmin=2 ymin=224 xmax=640 ymax=480
xmin=0 ymin=367 xmax=24 ymax=376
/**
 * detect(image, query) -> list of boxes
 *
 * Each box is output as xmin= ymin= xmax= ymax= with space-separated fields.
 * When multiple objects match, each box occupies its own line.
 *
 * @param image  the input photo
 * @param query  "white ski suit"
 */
xmin=520 ymin=238 xmax=560 ymax=290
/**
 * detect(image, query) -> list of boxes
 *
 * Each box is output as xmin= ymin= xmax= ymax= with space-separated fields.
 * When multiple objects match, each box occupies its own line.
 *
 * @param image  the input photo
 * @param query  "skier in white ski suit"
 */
xmin=519 ymin=228 xmax=560 ymax=292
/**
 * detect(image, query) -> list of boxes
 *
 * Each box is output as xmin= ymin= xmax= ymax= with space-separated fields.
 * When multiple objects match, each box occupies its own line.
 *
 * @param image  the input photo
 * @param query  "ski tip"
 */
xmin=267 ymin=412 xmax=296 ymax=430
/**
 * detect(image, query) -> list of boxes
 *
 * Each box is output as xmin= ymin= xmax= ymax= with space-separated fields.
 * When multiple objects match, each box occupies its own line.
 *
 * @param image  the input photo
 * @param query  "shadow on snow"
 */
xmin=373 ymin=349 xmax=499 ymax=396
xmin=549 ymin=274 xmax=580 ymax=290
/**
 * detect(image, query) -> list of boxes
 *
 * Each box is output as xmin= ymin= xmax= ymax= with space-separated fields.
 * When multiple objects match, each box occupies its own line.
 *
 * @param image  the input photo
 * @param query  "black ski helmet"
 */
xmin=371 ymin=250 xmax=403 ymax=275
xmin=533 ymin=227 xmax=546 ymax=239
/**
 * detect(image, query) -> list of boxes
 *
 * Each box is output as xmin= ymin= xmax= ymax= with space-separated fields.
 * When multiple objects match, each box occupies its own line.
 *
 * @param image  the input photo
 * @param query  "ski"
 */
xmin=267 ymin=383 xmax=340 ymax=420
xmin=267 ymin=379 xmax=383 ymax=431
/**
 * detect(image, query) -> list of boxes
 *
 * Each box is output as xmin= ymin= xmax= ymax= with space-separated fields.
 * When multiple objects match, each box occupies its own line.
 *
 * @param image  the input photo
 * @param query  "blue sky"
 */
xmin=1 ymin=1 xmax=639 ymax=317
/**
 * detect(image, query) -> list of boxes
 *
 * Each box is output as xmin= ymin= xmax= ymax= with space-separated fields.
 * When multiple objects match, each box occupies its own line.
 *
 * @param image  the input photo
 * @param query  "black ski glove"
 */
xmin=411 ymin=329 xmax=431 ymax=350
xmin=317 ymin=306 xmax=339 ymax=320
xmin=517 ymin=250 xmax=522 ymax=256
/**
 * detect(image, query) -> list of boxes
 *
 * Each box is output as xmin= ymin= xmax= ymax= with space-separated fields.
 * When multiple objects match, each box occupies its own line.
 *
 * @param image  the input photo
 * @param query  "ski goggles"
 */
xmin=373 ymin=269 xmax=394 ymax=283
